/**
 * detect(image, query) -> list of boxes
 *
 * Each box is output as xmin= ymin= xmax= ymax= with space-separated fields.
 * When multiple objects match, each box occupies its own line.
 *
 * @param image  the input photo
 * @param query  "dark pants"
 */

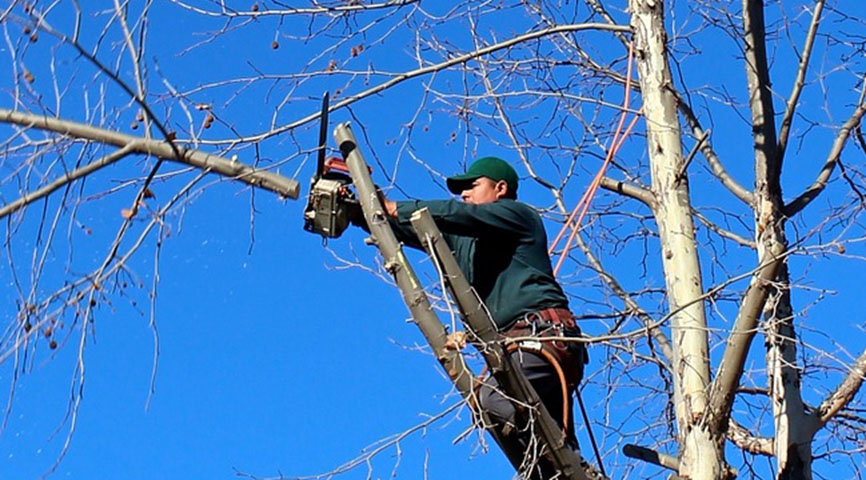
xmin=478 ymin=348 xmax=583 ymax=479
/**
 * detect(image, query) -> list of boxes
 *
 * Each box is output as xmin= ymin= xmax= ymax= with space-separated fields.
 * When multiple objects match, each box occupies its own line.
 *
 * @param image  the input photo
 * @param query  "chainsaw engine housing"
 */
xmin=303 ymin=173 xmax=355 ymax=238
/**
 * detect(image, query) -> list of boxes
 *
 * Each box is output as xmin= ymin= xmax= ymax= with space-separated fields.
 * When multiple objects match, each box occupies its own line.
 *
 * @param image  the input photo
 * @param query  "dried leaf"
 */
xmin=121 ymin=208 xmax=135 ymax=219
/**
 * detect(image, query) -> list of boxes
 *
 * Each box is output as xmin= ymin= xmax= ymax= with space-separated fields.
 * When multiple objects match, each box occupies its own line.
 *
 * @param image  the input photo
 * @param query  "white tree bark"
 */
xmin=629 ymin=1 xmax=721 ymax=478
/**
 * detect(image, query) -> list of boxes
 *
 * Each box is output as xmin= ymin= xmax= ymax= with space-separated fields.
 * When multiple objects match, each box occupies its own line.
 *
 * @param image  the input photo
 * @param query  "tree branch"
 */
xmin=674 ymin=91 xmax=755 ymax=206
xmin=168 ymin=0 xmax=419 ymax=17
xmin=743 ymin=0 xmax=781 ymax=194
xmin=0 ymin=142 xmax=139 ymax=220
xmin=784 ymin=103 xmax=866 ymax=217
xmin=599 ymin=176 xmax=655 ymax=208
xmin=817 ymin=346 xmax=866 ymax=428
xmin=776 ymin=0 xmax=824 ymax=163
xmin=692 ymin=210 xmax=756 ymax=249
xmin=705 ymin=242 xmax=786 ymax=433
xmin=198 ymin=23 xmax=631 ymax=145
xmin=0 ymin=108 xmax=300 ymax=199
xmin=728 ymin=418 xmax=773 ymax=456
xmin=674 ymin=129 xmax=708 ymax=185
xmin=573 ymin=233 xmax=674 ymax=365
xmin=622 ymin=444 xmax=679 ymax=472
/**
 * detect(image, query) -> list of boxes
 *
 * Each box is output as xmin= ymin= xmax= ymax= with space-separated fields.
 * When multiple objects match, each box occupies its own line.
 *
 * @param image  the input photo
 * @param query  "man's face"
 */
xmin=460 ymin=177 xmax=508 ymax=204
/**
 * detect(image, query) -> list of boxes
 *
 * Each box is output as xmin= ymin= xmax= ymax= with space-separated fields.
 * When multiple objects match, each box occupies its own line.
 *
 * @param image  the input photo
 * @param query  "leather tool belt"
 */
xmin=503 ymin=307 xmax=587 ymax=387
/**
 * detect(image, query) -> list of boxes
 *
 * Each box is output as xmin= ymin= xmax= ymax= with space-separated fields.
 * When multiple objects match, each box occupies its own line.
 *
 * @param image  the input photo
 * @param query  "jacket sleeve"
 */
xmin=387 ymin=215 xmax=424 ymax=249
xmin=351 ymin=207 xmax=425 ymax=250
xmin=395 ymin=199 xmax=531 ymax=238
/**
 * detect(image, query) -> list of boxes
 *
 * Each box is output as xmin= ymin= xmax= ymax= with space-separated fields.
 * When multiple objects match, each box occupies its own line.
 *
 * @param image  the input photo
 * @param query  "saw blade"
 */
xmin=316 ymin=91 xmax=330 ymax=180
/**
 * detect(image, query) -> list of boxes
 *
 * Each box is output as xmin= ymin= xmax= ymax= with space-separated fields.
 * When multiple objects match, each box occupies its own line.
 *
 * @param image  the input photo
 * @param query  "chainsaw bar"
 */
xmin=315 ymin=91 xmax=330 ymax=181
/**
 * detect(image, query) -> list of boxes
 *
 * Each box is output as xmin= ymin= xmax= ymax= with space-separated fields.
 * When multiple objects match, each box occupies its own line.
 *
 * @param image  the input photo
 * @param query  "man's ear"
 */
xmin=494 ymin=180 xmax=509 ymax=199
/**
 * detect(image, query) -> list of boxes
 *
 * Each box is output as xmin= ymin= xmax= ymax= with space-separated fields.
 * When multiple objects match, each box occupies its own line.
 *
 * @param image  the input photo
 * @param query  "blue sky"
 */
xmin=1 ymin=1 xmax=866 ymax=479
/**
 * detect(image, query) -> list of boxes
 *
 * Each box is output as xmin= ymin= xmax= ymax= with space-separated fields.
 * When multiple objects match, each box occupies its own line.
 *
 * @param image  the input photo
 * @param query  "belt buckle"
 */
xmin=522 ymin=311 xmax=543 ymax=333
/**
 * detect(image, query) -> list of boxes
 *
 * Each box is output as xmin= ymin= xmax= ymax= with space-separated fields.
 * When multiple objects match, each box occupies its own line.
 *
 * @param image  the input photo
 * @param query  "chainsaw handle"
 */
xmin=323 ymin=157 xmax=372 ymax=176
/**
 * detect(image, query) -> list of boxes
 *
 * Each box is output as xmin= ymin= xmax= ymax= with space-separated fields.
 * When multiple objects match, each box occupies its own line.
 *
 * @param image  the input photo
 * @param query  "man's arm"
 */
xmin=351 ymin=198 xmax=423 ymax=248
xmin=394 ymin=199 xmax=531 ymax=238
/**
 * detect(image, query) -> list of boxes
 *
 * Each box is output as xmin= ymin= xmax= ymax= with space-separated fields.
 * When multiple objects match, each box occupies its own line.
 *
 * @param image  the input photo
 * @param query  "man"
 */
xmin=376 ymin=156 xmax=587 ymax=477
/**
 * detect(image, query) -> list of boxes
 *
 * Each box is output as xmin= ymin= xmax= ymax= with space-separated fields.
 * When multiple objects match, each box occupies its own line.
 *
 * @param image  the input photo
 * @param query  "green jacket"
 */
xmin=390 ymin=198 xmax=568 ymax=330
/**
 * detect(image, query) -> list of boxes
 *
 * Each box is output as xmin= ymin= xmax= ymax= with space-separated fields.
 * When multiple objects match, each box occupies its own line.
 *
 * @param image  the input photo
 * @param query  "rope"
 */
xmin=549 ymin=41 xmax=640 ymax=277
xmin=534 ymin=43 xmax=639 ymax=477
xmin=575 ymin=387 xmax=607 ymax=478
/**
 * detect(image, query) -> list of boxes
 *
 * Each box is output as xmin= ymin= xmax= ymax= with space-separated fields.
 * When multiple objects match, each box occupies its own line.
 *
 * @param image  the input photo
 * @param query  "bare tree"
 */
xmin=1 ymin=1 xmax=865 ymax=479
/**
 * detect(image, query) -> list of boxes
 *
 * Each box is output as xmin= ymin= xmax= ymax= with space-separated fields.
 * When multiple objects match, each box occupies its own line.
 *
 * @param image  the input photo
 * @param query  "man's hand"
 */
xmin=375 ymin=186 xmax=398 ymax=218
xmin=383 ymin=199 xmax=398 ymax=218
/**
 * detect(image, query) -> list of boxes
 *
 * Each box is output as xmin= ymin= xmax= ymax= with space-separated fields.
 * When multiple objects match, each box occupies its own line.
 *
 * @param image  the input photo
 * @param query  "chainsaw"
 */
xmin=303 ymin=92 xmax=359 ymax=238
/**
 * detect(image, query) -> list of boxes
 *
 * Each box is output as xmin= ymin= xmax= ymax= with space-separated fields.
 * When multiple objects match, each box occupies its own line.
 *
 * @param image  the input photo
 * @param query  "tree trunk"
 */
xmin=629 ymin=1 xmax=722 ymax=478
xmin=741 ymin=1 xmax=817 ymax=477
xmin=765 ymin=265 xmax=818 ymax=480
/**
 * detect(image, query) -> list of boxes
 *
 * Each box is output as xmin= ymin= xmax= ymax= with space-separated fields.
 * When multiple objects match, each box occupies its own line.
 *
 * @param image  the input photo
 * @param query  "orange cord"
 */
xmin=548 ymin=42 xmax=635 ymax=257
xmin=552 ymin=115 xmax=640 ymax=276
xmin=475 ymin=343 xmax=571 ymax=435
xmin=549 ymin=42 xmax=640 ymax=277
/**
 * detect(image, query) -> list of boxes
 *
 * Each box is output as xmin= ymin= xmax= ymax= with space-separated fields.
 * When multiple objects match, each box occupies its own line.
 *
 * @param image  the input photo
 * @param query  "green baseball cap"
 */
xmin=446 ymin=156 xmax=519 ymax=197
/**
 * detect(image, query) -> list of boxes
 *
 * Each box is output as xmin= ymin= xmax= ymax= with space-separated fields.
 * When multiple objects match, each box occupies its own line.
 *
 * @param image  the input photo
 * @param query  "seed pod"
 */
xmin=271 ymin=41 xmax=279 ymax=50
